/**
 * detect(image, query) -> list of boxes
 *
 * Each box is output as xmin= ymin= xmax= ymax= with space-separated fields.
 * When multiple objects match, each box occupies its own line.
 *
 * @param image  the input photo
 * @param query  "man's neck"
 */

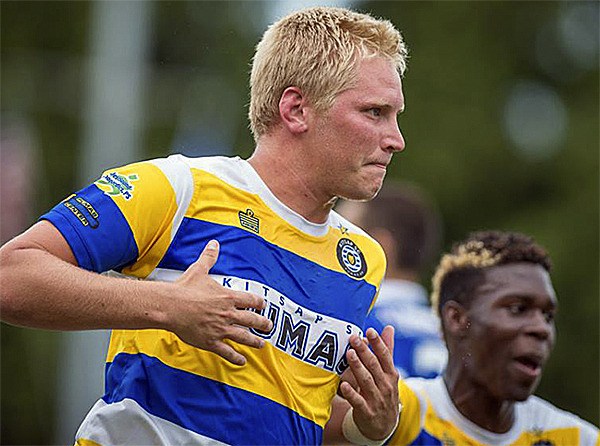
xmin=248 ymin=140 xmax=335 ymax=224
xmin=443 ymin=369 xmax=515 ymax=434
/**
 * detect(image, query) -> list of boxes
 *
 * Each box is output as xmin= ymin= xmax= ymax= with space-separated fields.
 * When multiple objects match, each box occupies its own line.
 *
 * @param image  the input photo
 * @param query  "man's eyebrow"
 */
xmin=501 ymin=294 xmax=557 ymax=308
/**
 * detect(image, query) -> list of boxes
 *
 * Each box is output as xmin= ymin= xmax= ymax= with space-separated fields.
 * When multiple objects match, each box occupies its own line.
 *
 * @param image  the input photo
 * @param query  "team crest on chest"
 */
xmin=336 ymin=238 xmax=367 ymax=278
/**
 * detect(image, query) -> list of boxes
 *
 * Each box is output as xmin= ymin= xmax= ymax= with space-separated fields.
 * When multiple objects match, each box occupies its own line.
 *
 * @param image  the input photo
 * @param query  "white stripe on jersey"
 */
xmin=76 ymin=398 xmax=228 ymax=446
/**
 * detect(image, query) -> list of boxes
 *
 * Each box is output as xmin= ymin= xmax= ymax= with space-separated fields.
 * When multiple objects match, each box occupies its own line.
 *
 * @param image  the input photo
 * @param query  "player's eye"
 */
xmin=508 ymin=303 xmax=526 ymax=315
xmin=543 ymin=310 xmax=555 ymax=323
xmin=367 ymin=108 xmax=382 ymax=117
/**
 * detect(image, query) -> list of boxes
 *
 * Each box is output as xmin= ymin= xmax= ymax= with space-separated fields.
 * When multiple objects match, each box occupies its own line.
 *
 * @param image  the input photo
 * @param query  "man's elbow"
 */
xmin=0 ymin=242 xmax=33 ymax=326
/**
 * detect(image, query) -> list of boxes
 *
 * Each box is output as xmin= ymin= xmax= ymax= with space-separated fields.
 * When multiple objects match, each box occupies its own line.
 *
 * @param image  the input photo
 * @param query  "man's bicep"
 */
xmin=10 ymin=220 xmax=77 ymax=265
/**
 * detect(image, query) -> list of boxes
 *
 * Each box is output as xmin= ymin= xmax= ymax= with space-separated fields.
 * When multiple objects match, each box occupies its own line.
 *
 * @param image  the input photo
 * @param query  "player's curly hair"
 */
xmin=431 ymin=231 xmax=552 ymax=317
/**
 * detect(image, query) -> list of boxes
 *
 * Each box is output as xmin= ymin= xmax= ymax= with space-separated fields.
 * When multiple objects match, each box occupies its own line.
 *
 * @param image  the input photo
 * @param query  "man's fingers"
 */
xmin=227 ymin=326 xmax=267 ymax=349
xmin=346 ymin=341 xmax=379 ymax=398
xmin=188 ymin=240 xmax=220 ymax=276
xmin=339 ymin=364 xmax=368 ymax=411
xmin=381 ymin=325 xmax=395 ymax=352
xmin=349 ymin=333 xmax=385 ymax=387
xmin=233 ymin=290 xmax=266 ymax=312
xmin=210 ymin=341 xmax=246 ymax=366
xmin=366 ymin=327 xmax=396 ymax=375
xmin=231 ymin=306 xmax=273 ymax=332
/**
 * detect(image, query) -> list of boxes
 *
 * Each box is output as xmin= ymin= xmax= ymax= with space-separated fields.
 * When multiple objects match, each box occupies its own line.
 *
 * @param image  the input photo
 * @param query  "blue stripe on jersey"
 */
xmin=157 ymin=217 xmax=375 ymax=327
xmin=40 ymin=185 xmax=138 ymax=272
xmin=408 ymin=431 xmax=443 ymax=445
xmin=104 ymin=352 xmax=322 ymax=445
xmin=406 ymin=431 xmax=443 ymax=446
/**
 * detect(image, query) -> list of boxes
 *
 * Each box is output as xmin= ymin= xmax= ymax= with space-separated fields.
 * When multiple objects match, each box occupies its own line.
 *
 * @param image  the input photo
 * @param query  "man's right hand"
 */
xmin=169 ymin=239 xmax=273 ymax=366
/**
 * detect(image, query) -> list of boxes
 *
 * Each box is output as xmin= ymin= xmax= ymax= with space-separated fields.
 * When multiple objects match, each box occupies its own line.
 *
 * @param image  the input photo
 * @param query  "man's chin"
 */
xmin=507 ymin=380 xmax=540 ymax=402
xmin=340 ymin=181 xmax=383 ymax=202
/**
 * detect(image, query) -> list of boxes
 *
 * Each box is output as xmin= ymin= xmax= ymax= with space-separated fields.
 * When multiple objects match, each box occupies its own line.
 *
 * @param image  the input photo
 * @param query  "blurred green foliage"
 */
xmin=1 ymin=1 xmax=598 ymax=443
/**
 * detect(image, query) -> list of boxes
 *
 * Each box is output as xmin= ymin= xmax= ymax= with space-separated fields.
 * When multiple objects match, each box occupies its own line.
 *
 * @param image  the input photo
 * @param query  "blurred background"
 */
xmin=1 ymin=0 xmax=598 ymax=443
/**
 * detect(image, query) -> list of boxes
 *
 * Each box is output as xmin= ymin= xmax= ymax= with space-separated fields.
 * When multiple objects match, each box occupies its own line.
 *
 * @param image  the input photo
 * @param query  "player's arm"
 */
xmin=323 ymin=326 xmax=401 ymax=445
xmin=0 ymin=220 xmax=273 ymax=365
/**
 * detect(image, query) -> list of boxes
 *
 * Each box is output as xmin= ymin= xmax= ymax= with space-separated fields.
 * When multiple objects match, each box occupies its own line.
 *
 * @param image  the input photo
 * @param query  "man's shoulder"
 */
xmin=166 ymin=154 xmax=242 ymax=179
xmin=520 ymin=395 xmax=599 ymax=438
xmin=130 ymin=154 xmax=239 ymax=183
xmin=403 ymin=375 xmax=440 ymax=398
xmin=330 ymin=210 xmax=375 ymax=239
xmin=177 ymin=154 xmax=239 ymax=169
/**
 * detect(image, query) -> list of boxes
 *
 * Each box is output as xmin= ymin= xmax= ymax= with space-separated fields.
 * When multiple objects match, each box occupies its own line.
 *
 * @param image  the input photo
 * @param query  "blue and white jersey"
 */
xmin=41 ymin=155 xmax=386 ymax=445
xmin=364 ymin=279 xmax=447 ymax=378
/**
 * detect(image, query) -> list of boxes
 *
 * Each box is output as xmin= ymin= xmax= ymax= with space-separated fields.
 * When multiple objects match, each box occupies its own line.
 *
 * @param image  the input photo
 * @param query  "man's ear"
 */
xmin=442 ymin=300 xmax=470 ymax=339
xmin=278 ymin=86 xmax=309 ymax=134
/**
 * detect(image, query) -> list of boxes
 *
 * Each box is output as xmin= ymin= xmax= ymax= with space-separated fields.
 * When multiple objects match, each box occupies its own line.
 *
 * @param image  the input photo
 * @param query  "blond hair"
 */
xmin=249 ymin=6 xmax=408 ymax=140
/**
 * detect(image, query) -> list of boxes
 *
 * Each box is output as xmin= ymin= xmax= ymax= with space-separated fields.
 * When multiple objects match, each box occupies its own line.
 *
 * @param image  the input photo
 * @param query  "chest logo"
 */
xmin=239 ymin=208 xmax=260 ymax=233
xmin=336 ymin=238 xmax=367 ymax=278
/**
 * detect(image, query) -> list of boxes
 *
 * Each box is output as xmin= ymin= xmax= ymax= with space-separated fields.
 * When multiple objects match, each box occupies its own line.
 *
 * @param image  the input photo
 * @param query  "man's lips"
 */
xmin=513 ymin=354 xmax=545 ymax=379
xmin=366 ymin=160 xmax=390 ymax=169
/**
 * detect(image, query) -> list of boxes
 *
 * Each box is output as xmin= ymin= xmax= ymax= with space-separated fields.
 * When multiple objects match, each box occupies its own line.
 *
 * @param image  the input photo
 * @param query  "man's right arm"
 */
xmin=0 ymin=220 xmax=273 ymax=365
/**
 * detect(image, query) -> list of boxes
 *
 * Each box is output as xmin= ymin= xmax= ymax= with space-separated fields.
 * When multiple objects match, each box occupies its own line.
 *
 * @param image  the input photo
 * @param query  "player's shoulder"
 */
xmin=521 ymin=395 xmax=599 ymax=441
xmin=175 ymin=154 xmax=238 ymax=171
xmin=330 ymin=209 xmax=378 ymax=242
xmin=149 ymin=154 xmax=234 ymax=179
xmin=146 ymin=154 xmax=249 ymax=196
xmin=403 ymin=376 xmax=439 ymax=400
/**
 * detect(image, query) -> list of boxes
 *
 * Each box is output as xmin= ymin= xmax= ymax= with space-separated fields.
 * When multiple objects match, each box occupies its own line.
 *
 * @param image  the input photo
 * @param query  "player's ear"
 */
xmin=442 ymin=300 xmax=469 ymax=339
xmin=278 ymin=87 xmax=309 ymax=134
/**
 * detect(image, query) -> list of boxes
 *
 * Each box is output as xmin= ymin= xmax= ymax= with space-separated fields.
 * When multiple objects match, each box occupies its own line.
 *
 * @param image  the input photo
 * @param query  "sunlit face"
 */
xmin=308 ymin=56 xmax=405 ymax=201
xmin=461 ymin=263 xmax=557 ymax=402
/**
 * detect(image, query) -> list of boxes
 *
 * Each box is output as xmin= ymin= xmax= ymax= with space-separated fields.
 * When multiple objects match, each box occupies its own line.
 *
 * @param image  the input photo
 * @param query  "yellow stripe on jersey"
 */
xmin=95 ymin=162 xmax=178 ymax=279
xmin=512 ymin=427 xmax=584 ymax=446
xmin=389 ymin=380 xmax=423 ymax=445
xmin=106 ymin=329 xmax=339 ymax=427
xmin=189 ymin=168 xmax=386 ymax=288
xmin=422 ymin=404 xmax=586 ymax=446
xmin=422 ymin=403 xmax=482 ymax=445
xmin=75 ymin=438 xmax=101 ymax=446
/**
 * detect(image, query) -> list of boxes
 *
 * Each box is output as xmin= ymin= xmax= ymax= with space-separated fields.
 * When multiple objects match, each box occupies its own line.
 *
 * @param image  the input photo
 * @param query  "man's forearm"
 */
xmin=0 ymin=222 xmax=274 ymax=365
xmin=0 ymin=241 xmax=171 ymax=331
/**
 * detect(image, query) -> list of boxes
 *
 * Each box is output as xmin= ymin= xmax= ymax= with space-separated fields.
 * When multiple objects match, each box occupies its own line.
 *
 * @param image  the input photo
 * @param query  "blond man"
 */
xmin=1 ymin=7 xmax=407 ymax=445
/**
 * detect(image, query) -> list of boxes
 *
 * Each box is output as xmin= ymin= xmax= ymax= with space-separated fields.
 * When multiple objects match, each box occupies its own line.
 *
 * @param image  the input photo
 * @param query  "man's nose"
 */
xmin=526 ymin=310 xmax=553 ymax=341
xmin=383 ymin=120 xmax=405 ymax=153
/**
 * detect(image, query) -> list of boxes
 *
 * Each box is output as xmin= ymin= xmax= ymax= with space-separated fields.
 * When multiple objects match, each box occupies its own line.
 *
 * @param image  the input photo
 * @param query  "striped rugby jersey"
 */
xmin=41 ymin=155 xmax=386 ymax=445
xmin=390 ymin=376 xmax=599 ymax=446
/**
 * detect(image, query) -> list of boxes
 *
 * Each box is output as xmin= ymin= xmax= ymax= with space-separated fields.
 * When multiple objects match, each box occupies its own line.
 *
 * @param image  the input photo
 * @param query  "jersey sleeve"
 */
xmin=40 ymin=155 xmax=194 ymax=277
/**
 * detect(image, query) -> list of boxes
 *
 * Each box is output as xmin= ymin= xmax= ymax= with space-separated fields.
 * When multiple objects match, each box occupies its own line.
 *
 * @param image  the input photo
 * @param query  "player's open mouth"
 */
xmin=513 ymin=355 xmax=542 ymax=378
